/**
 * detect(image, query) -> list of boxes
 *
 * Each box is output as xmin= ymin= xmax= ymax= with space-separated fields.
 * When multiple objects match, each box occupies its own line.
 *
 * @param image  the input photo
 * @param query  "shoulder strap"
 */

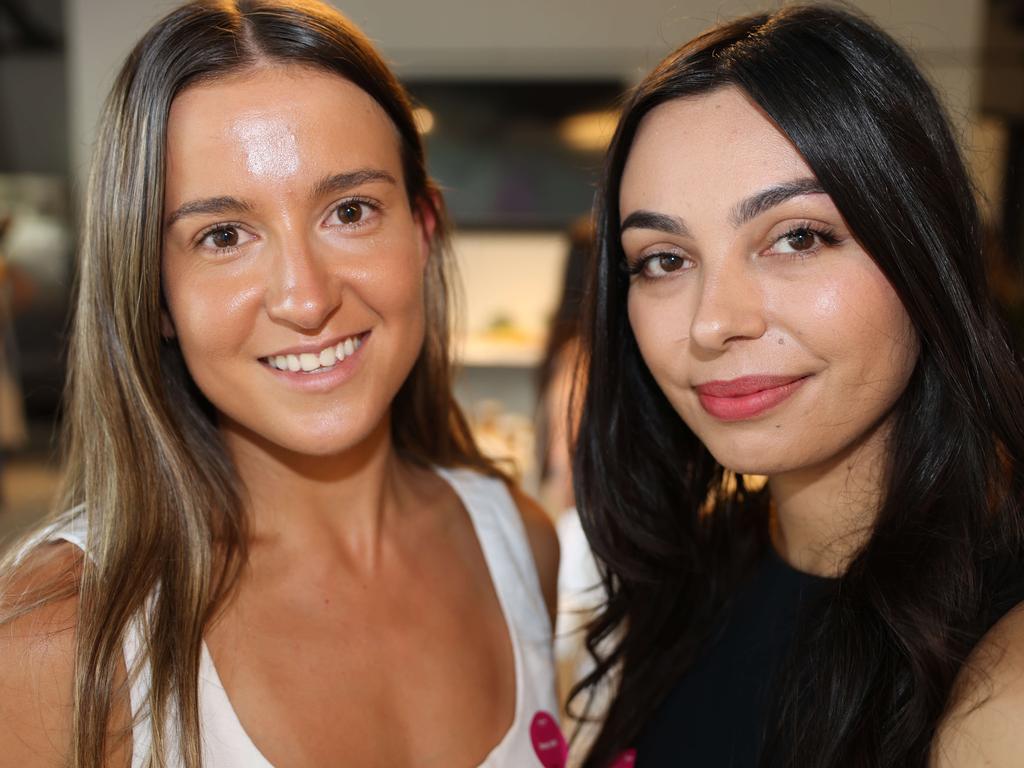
xmin=12 ymin=506 xmax=89 ymax=563
xmin=435 ymin=467 xmax=552 ymax=643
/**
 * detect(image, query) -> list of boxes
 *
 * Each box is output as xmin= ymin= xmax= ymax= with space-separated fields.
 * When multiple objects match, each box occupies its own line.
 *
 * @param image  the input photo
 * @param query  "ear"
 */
xmin=413 ymin=192 xmax=440 ymax=268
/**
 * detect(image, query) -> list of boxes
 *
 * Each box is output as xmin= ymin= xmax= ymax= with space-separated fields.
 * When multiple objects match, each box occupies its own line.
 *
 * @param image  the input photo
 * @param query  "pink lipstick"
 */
xmin=695 ymin=374 xmax=808 ymax=421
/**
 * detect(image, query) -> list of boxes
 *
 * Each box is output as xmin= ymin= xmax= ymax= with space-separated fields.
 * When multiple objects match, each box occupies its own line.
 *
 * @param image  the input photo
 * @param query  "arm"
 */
xmin=510 ymin=485 xmax=560 ymax=630
xmin=0 ymin=543 xmax=131 ymax=767
xmin=932 ymin=603 xmax=1024 ymax=767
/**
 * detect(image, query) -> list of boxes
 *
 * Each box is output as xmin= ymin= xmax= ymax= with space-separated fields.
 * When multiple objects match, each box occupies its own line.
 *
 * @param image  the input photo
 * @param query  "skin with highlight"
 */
xmin=232 ymin=115 xmax=301 ymax=179
xmin=162 ymin=66 xmax=431 ymax=460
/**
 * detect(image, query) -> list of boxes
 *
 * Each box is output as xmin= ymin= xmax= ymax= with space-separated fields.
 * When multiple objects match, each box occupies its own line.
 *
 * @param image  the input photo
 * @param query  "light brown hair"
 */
xmin=0 ymin=1 xmax=491 ymax=765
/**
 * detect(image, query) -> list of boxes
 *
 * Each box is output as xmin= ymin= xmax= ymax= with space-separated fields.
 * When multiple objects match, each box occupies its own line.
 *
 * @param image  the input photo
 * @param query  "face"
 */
xmin=620 ymin=87 xmax=918 ymax=477
xmin=162 ymin=65 xmax=433 ymax=457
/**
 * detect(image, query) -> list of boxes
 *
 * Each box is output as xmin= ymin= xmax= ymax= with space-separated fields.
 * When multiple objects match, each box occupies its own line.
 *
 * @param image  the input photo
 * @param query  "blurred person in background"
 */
xmin=534 ymin=218 xmax=602 ymax=717
xmin=572 ymin=5 xmax=1024 ymax=767
xmin=0 ymin=2 xmax=559 ymax=767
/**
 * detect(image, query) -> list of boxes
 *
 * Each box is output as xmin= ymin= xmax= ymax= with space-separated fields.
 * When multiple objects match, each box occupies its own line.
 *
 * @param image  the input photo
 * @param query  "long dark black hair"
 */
xmin=572 ymin=5 xmax=1024 ymax=767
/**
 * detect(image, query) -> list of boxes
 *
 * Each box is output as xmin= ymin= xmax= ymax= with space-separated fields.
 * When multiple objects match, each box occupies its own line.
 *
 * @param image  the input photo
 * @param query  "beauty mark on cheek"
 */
xmin=232 ymin=117 xmax=300 ymax=178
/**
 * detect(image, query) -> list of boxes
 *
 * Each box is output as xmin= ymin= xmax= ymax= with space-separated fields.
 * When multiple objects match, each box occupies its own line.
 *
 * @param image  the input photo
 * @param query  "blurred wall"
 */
xmin=0 ymin=55 xmax=66 ymax=173
xmin=66 ymin=0 xmax=986 ymax=181
xmin=0 ymin=0 xmax=65 ymax=174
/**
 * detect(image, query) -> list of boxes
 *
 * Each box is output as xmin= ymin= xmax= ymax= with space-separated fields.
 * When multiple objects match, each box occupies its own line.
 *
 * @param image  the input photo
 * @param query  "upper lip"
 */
xmin=261 ymin=330 xmax=368 ymax=358
xmin=695 ymin=374 xmax=807 ymax=398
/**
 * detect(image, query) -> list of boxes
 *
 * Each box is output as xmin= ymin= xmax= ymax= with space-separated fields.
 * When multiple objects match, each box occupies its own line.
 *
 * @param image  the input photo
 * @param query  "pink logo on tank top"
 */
xmin=529 ymin=711 xmax=636 ymax=767
xmin=530 ymin=711 xmax=568 ymax=767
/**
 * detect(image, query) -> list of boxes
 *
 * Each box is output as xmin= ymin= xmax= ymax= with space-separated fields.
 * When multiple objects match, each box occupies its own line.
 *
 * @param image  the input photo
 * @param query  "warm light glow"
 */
xmin=559 ymin=109 xmax=619 ymax=152
xmin=412 ymin=106 xmax=435 ymax=135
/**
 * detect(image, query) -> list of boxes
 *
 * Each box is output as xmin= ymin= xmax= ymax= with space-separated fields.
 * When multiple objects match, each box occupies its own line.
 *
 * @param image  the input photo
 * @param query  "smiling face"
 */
xmin=620 ymin=87 xmax=918 ymax=477
xmin=161 ymin=65 xmax=432 ymax=457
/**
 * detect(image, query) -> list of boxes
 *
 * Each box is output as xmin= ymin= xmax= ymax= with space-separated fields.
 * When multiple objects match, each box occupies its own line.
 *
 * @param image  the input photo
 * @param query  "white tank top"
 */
xmin=26 ymin=467 xmax=558 ymax=767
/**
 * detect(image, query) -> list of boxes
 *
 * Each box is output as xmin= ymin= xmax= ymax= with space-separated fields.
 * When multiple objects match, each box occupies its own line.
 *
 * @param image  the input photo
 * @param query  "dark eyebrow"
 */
xmin=310 ymin=168 xmax=398 ymax=201
xmin=731 ymin=178 xmax=826 ymax=227
xmin=621 ymin=210 xmax=691 ymax=237
xmin=165 ymin=168 xmax=398 ymax=230
xmin=165 ymin=196 xmax=254 ymax=229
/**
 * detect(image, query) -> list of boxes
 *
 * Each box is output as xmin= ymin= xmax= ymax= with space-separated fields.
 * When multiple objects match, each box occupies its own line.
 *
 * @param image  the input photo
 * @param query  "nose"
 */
xmin=689 ymin=259 xmax=766 ymax=351
xmin=264 ymin=235 xmax=341 ymax=331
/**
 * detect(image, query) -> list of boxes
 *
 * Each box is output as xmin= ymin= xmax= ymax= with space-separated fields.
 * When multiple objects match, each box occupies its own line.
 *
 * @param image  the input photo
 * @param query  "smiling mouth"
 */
xmin=261 ymin=332 xmax=366 ymax=374
xmin=695 ymin=374 xmax=809 ymax=421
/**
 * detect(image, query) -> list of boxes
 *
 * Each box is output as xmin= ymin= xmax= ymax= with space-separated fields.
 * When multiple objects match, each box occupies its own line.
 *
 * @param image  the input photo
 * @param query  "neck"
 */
xmin=767 ymin=416 xmax=893 ymax=578
xmin=221 ymin=414 xmax=414 ymax=568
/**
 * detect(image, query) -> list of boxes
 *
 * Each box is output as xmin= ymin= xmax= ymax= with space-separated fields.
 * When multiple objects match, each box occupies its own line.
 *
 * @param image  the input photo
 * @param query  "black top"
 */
xmin=634 ymin=547 xmax=1024 ymax=767
xmin=635 ymin=546 xmax=832 ymax=767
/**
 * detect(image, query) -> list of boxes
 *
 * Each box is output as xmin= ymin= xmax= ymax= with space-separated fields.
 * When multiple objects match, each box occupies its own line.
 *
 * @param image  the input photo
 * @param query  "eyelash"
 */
xmin=769 ymin=222 xmax=840 ymax=259
xmin=192 ymin=196 xmax=383 ymax=253
xmin=622 ymin=252 xmax=687 ymax=278
xmin=622 ymin=222 xmax=841 ymax=278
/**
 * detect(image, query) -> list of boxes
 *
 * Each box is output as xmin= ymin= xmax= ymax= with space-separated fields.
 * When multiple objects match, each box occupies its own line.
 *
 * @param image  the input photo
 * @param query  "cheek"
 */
xmin=163 ymin=261 xmax=261 ymax=357
xmin=356 ymin=235 xmax=426 ymax=321
xmin=627 ymin=284 xmax=694 ymax=381
xmin=781 ymin=263 xmax=919 ymax=410
xmin=831 ymin=268 xmax=917 ymax=380
xmin=855 ymin=288 xmax=919 ymax=390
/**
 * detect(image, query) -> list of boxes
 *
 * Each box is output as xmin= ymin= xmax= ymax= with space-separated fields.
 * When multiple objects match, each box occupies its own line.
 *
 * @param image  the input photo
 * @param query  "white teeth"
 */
xmin=268 ymin=334 xmax=363 ymax=374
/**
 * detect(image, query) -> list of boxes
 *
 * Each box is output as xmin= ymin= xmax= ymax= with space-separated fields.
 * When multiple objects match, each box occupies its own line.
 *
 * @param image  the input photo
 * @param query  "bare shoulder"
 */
xmin=508 ymin=483 xmax=560 ymax=628
xmin=0 ymin=541 xmax=82 ymax=766
xmin=932 ymin=602 xmax=1024 ymax=767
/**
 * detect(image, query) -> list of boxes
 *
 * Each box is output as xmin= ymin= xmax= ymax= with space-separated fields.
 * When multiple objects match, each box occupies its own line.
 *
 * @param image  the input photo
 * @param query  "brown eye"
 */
xmin=337 ymin=202 xmax=364 ymax=224
xmin=659 ymin=254 xmax=685 ymax=272
xmin=639 ymin=252 xmax=692 ymax=278
xmin=785 ymin=229 xmax=817 ymax=251
xmin=210 ymin=227 xmax=239 ymax=248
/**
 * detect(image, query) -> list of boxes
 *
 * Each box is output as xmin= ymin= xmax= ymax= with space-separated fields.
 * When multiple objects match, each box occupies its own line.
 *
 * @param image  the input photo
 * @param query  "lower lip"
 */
xmin=261 ymin=335 xmax=368 ymax=393
xmin=697 ymin=376 xmax=808 ymax=421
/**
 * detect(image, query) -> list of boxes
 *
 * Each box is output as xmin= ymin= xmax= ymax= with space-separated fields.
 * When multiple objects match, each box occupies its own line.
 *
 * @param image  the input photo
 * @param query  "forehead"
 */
xmin=620 ymin=87 xmax=814 ymax=212
xmin=164 ymin=64 xmax=402 ymax=197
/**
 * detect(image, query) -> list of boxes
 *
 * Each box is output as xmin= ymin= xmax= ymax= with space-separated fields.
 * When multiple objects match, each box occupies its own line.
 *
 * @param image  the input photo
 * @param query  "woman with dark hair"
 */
xmin=0 ymin=2 xmax=558 ymax=766
xmin=572 ymin=5 xmax=1024 ymax=767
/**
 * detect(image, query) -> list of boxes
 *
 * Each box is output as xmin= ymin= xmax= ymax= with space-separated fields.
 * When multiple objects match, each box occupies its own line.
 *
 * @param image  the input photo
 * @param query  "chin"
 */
xmin=222 ymin=409 xmax=387 ymax=461
xmin=714 ymin=456 xmax=780 ymax=477
xmin=278 ymin=435 xmax=362 ymax=458
xmin=275 ymin=419 xmax=384 ymax=458
xmin=700 ymin=438 xmax=802 ymax=478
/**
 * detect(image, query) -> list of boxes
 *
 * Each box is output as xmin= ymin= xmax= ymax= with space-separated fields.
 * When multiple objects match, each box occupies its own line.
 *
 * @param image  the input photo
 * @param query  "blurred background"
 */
xmin=1 ymin=0 xmax=1023 ymax=707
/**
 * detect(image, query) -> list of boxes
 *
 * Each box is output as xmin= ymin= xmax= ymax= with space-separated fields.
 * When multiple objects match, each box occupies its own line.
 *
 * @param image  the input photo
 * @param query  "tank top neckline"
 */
xmin=196 ymin=465 xmax=528 ymax=767
xmin=763 ymin=539 xmax=837 ymax=584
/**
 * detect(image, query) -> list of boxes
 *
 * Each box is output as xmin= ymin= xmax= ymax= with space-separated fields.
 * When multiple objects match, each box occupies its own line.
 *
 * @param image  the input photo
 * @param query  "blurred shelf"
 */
xmin=456 ymin=336 xmax=543 ymax=368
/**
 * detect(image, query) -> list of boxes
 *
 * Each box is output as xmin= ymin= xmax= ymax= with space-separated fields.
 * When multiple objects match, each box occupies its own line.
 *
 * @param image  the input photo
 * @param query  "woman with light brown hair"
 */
xmin=0 ymin=2 xmax=558 ymax=766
